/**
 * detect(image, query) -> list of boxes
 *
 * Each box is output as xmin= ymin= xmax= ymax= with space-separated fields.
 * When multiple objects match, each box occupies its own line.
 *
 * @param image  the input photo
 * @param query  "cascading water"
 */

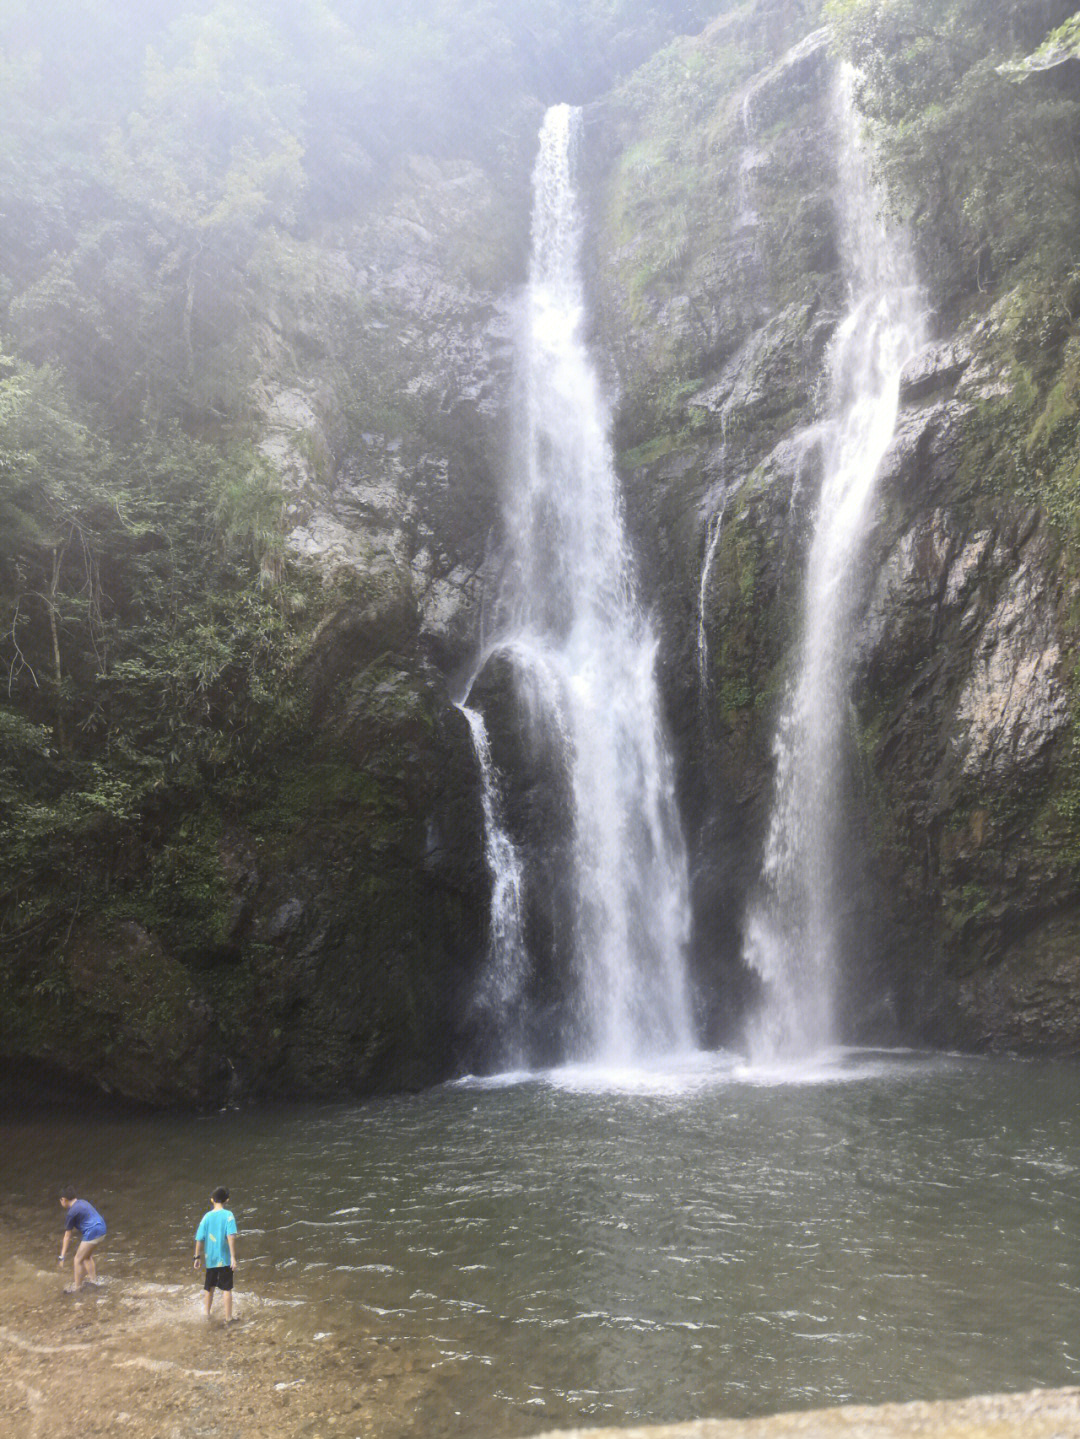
xmin=458 ymin=703 xmax=529 ymax=1065
xmin=744 ymin=67 xmax=926 ymax=1063
xmin=696 ymin=492 xmax=726 ymax=689
xmin=468 ymin=103 xmax=694 ymax=1064
xmin=737 ymin=91 xmax=762 ymax=241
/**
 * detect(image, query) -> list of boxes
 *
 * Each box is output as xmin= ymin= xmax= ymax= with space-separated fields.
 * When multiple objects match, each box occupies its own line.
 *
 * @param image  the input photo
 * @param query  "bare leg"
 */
xmin=73 ymin=1239 xmax=101 ymax=1288
xmin=72 ymin=1242 xmax=89 ymax=1291
xmin=204 ymin=1287 xmax=213 ymax=1318
xmin=223 ymin=1289 xmax=233 ymax=1322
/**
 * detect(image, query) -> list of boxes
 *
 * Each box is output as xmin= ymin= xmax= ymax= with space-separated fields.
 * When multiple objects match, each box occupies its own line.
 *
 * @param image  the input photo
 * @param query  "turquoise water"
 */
xmin=5 ymin=1049 xmax=1080 ymax=1437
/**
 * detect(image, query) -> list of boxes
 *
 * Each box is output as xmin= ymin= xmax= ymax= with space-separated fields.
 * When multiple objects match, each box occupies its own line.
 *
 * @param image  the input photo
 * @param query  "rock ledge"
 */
xmin=520 ymin=1388 xmax=1080 ymax=1439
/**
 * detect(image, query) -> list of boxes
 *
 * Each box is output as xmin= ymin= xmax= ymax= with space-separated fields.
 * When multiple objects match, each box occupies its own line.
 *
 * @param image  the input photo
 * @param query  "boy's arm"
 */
xmin=58 ymin=1228 xmax=71 ymax=1264
xmin=227 ymin=1231 xmax=237 ymax=1268
xmin=194 ymin=1213 xmax=208 ymax=1268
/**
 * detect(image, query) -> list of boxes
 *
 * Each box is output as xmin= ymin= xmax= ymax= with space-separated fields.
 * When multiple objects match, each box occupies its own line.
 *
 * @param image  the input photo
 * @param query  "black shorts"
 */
xmin=204 ymin=1266 xmax=234 ymax=1291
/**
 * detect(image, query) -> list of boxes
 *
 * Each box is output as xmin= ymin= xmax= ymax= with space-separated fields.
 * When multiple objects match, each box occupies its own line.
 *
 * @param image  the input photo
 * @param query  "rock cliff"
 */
xmin=5 ymin=0 xmax=1080 ymax=1106
xmin=584 ymin=0 xmax=1080 ymax=1054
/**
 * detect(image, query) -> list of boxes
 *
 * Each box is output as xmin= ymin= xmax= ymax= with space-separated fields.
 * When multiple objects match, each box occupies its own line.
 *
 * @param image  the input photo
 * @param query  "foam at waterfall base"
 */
xmin=453 ymin=1046 xmax=978 ymax=1095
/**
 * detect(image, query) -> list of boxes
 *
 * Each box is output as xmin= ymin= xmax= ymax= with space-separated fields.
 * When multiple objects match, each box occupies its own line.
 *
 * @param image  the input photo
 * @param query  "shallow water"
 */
xmin=5 ymin=1049 xmax=1080 ymax=1437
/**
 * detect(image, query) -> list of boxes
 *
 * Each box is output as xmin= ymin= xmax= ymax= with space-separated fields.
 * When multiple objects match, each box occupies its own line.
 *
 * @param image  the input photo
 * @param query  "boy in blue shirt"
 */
xmin=58 ymin=1186 xmax=107 ymax=1292
xmin=193 ymin=1186 xmax=238 ymax=1321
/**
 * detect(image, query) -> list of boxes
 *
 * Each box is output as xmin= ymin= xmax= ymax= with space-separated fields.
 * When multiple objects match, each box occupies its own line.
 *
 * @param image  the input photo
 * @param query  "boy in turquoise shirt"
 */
xmin=193 ymin=1186 xmax=238 ymax=1321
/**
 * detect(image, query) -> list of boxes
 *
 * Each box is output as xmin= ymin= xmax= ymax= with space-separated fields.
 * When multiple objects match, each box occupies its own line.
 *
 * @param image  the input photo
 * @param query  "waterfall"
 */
xmin=743 ymin=67 xmax=926 ymax=1063
xmin=469 ymin=103 xmax=694 ymax=1064
xmin=458 ymin=703 xmax=529 ymax=1065
xmin=696 ymin=494 xmax=727 ymax=689
xmin=737 ymin=91 xmax=762 ymax=238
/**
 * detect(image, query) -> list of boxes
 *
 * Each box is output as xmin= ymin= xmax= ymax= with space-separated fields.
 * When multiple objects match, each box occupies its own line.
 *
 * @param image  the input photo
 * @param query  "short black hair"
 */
xmin=60 ymin=1185 xmax=77 ymax=1201
xmin=212 ymin=1186 xmax=229 ymax=1204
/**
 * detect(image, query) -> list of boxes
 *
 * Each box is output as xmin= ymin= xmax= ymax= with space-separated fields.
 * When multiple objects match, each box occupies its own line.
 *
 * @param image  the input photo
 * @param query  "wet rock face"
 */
xmin=742 ymin=27 xmax=833 ymax=132
xmin=4 ymin=146 xmax=521 ymax=1106
xmin=843 ymin=333 xmax=1080 ymax=1052
xmin=1 ymin=601 xmax=491 ymax=1107
xmin=180 ymin=159 xmax=526 ymax=1101
xmin=229 ymin=579 xmax=492 ymax=1099
xmin=952 ymin=560 xmax=1069 ymax=779
xmin=466 ymin=652 xmax=579 ymax=1067
xmin=232 ymin=655 xmax=490 ymax=1099
xmin=898 ymin=340 xmax=972 ymax=406
xmin=4 ymin=921 xmax=227 ymax=1107
xmin=959 ymin=912 xmax=1080 ymax=1051
xmin=255 ymin=155 xmax=523 ymax=674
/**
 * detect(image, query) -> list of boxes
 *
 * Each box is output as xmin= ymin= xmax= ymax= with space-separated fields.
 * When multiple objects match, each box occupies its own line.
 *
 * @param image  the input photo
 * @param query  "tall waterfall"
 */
xmin=472 ymin=103 xmax=694 ymax=1063
xmin=744 ymin=68 xmax=926 ymax=1062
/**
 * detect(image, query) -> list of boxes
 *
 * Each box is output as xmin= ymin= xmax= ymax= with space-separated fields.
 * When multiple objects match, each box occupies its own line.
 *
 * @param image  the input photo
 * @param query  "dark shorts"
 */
xmin=204 ymin=1266 xmax=234 ymax=1292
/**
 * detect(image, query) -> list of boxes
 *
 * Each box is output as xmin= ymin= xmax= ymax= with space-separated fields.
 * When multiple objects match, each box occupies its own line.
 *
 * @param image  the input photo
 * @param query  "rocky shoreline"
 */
xmin=0 ymin=1219 xmax=436 ymax=1439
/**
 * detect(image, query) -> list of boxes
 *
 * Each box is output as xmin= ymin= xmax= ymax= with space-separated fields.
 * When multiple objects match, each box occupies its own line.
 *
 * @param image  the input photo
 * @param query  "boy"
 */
xmin=58 ymin=1186 xmax=106 ymax=1293
xmin=193 ymin=1186 xmax=238 ymax=1321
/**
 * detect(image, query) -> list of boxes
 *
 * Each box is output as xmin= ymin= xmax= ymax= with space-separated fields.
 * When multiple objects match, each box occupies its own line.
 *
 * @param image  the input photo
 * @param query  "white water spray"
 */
xmin=458 ymin=703 xmax=529 ymax=1061
xmin=737 ymin=91 xmax=762 ymax=237
xmin=471 ymin=104 xmax=694 ymax=1063
xmin=744 ymin=68 xmax=926 ymax=1062
xmin=696 ymin=494 xmax=727 ymax=688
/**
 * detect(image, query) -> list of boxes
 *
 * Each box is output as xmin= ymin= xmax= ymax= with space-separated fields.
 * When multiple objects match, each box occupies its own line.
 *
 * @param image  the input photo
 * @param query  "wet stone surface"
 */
xmin=0 ymin=1228 xmax=438 ymax=1439
xmin=525 ymin=1388 xmax=1080 ymax=1439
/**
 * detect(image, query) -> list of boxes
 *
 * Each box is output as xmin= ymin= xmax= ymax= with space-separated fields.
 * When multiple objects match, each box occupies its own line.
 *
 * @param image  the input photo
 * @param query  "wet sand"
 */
xmin=0 ymin=1221 xmax=439 ymax=1439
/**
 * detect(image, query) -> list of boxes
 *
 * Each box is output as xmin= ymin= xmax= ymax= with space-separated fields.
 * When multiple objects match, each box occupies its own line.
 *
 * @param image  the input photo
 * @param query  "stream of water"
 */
xmin=743 ymin=68 xmax=927 ymax=1061
xmin=6 ymin=1054 xmax=1080 ymax=1437
xmin=458 ymin=703 xmax=530 ymax=1068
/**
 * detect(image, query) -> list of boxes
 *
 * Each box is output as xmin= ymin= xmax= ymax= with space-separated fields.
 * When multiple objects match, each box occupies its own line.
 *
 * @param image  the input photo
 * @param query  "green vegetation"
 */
xmin=0 ymin=0 xmax=730 ymax=1086
xmin=826 ymin=0 xmax=1080 ymax=296
xmin=0 ymin=369 xmax=318 ymax=963
xmin=825 ymin=0 xmax=1080 ymax=584
xmin=598 ymin=1 xmax=833 ymax=445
